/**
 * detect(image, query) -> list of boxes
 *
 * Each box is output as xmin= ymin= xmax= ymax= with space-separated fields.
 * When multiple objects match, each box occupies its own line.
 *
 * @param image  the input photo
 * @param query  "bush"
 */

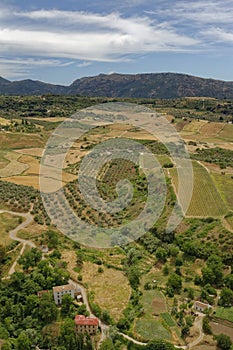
xmin=216 ymin=334 xmax=232 ymax=350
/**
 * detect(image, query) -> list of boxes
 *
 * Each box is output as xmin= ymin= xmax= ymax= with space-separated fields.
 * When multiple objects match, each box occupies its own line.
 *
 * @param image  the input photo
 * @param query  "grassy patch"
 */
xmin=0 ymin=152 xmax=29 ymax=177
xmin=133 ymin=288 xmax=173 ymax=341
xmin=80 ymin=261 xmax=131 ymax=321
xmin=134 ymin=318 xmax=172 ymax=341
xmin=211 ymin=173 xmax=233 ymax=210
xmin=215 ymin=307 xmax=233 ymax=323
xmin=0 ymin=132 xmax=45 ymax=149
xmin=219 ymin=124 xmax=233 ymax=141
xmin=0 ymin=212 xmax=23 ymax=246
xmin=161 ymin=312 xmax=176 ymax=327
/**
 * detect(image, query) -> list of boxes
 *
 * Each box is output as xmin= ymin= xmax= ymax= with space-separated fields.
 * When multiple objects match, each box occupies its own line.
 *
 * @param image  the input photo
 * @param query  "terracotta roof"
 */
xmin=37 ymin=290 xmax=49 ymax=297
xmin=75 ymin=315 xmax=99 ymax=326
xmin=52 ymin=284 xmax=74 ymax=293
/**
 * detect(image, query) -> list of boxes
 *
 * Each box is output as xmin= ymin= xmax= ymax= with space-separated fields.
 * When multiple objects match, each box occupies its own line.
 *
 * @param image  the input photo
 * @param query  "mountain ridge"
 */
xmin=0 ymin=72 xmax=233 ymax=98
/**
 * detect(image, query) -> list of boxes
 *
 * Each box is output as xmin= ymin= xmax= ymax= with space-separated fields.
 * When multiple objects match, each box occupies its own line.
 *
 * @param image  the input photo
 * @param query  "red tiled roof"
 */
xmin=75 ymin=315 xmax=99 ymax=326
xmin=37 ymin=290 xmax=49 ymax=297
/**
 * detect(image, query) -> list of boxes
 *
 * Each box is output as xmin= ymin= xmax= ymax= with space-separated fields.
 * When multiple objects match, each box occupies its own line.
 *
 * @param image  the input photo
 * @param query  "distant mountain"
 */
xmin=0 ymin=78 xmax=65 ymax=95
xmin=1 ymin=73 xmax=233 ymax=98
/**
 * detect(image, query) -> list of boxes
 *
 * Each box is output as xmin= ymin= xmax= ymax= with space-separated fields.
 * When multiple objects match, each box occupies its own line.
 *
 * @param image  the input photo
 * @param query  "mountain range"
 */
xmin=0 ymin=73 xmax=233 ymax=99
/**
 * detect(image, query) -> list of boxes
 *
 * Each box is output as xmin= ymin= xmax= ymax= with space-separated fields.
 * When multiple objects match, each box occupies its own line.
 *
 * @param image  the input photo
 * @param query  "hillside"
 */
xmin=1 ymin=72 xmax=233 ymax=98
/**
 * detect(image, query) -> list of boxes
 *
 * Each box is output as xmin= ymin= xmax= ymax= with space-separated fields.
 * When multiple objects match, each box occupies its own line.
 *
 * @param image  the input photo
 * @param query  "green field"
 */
xmin=215 ymin=307 xmax=233 ymax=323
xmin=211 ymin=173 xmax=233 ymax=210
xmin=161 ymin=313 xmax=176 ymax=327
xmin=133 ymin=289 xmax=173 ymax=341
xmin=170 ymin=161 xmax=227 ymax=217
xmin=134 ymin=318 xmax=172 ymax=341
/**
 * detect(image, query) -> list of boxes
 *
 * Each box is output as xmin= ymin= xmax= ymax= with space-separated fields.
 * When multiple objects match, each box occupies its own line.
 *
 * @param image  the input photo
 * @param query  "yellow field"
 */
xmin=16 ymin=148 xmax=44 ymax=157
xmin=33 ymin=117 xmax=66 ymax=122
xmin=182 ymin=120 xmax=208 ymax=133
xmin=0 ymin=152 xmax=29 ymax=177
xmin=218 ymin=123 xmax=233 ymax=141
xmin=199 ymin=122 xmax=225 ymax=138
xmin=170 ymin=161 xmax=227 ymax=217
xmin=0 ymin=117 xmax=10 ymax=126
xmin=0 ymin=132 xmax=45 ymax=149
xmin=81 ymin=261 xmax=131 ymax=321
xmin=1 ymin=150 xmax=76 ymax=189
xmin=1 ymin=175 xmax=40 ymax=189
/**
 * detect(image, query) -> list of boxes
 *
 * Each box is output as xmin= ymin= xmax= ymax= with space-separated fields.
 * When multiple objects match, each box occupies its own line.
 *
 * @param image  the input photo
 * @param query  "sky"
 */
xmin=0 ymin=0 xmax=232 ymax=84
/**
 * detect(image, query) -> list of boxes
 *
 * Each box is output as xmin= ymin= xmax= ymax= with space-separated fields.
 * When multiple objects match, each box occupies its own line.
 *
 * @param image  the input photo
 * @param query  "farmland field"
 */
xmin=133 ymin=289 xmax=174 ymax=341
xmin=199 ymin=121 xmax=225 ymax=138
xmin=215 ymin=307 xmax=233 ymax=323
xmin=0 ymin=132 xmax=45 ymax=149
xmin=219 ymin=123 xmax=233 ymax=141
xmin=15 ymin=148 xmax=44 ymax=157
xmin=79 ymin=261 xmax=131 ymax=321
xmin=170 ymin=161 xmax=227 ymax=217
xmin=210 ymin=322 xmax=233 ymax=341
xmin=182 ymin=120 xmax=208 ymax=133
xmin=0 ymin=152 xmax=29 ymax=177
xmin=134 ymin=318 xmax=172 ymax=341
xmin=211 ymin=173 xmax=233 ymax=210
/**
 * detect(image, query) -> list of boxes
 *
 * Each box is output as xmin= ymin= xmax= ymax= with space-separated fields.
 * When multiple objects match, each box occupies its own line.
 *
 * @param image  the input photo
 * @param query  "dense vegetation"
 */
xmin=0 ymin=95 xmax=232 ymax=124
xmin=192 ymin=147 xmax=233 ymax=168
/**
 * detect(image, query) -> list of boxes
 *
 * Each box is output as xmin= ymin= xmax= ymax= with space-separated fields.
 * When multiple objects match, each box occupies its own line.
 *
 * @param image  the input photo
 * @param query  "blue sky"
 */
xmin=0 ymin=0 xmax=232 ymax=84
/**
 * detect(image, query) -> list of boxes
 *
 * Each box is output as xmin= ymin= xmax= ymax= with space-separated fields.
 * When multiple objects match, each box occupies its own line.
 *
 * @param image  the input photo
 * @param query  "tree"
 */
xmin=117 ymin=317 xmax=130 ymax=331
xmin=163 ymin=264 xmax=170 ymax=276
xmin=127 ymin=266 xmax=140 ymax=290
xmin=0 ymin=244 xmax=6 ymax=263
xmin=18 ymin=248 xmax=42 ymax=271
xmin=99 ymin=338 xmax=114 ymax=350
xmin=145 ymin=340 xmax=175 ymax=349
xmin=38 ymin=293 xmax=58 ymax=324
xmin=169 ymin=245 xmax=179 ymax=257
xmin=187 ymin=288 xmax=194 ymax=300
xmin=219 ymin=288 xmax=233 ymax=307
xmin=204 ymin=254 xmax=223 ymax=287
xmin=225 ymin=274 xmax=233 ymax=290
xmin=1 ymin=341 xmax=12 ymax=350
xmin=202 ymin=316 xmax=212 ymax=334
xmin=47 ymin=230 xmax=59 ymax=249
xmin=102 ymin=310 xmax=112 ymax=324
xmin=61 ymin=294 xmax=74 ymax=316
xmin=16 ymin=331 xmax=32 ymax=350
xmin=167 ymin=273 xmax=182 ymax=293
xmin=155 ymin=247 xmax=167 ymax=262
xmin=216 ymin=334 xmax=232 ymax=350
xmin=181 ymin=324 xmax=190 ymax=339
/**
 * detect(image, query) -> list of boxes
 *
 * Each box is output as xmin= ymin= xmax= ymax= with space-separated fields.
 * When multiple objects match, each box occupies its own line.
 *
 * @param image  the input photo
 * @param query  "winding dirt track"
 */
xmin=0 ymin=210 xmax=35 ymax=275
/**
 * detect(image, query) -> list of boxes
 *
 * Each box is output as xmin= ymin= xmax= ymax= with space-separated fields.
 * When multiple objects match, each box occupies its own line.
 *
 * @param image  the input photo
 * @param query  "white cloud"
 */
xmin=77 ymin=61 xmax=92 ymax=68
xmin=153 ymin=0 xmax=233 ymax=24
xmin=0 ymin=57 xmax=74 ymax=79
xmin=0 ymin=9 xmax=200 ymax=64
xmin=203 ymin=28 xmax=233 ymax=43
